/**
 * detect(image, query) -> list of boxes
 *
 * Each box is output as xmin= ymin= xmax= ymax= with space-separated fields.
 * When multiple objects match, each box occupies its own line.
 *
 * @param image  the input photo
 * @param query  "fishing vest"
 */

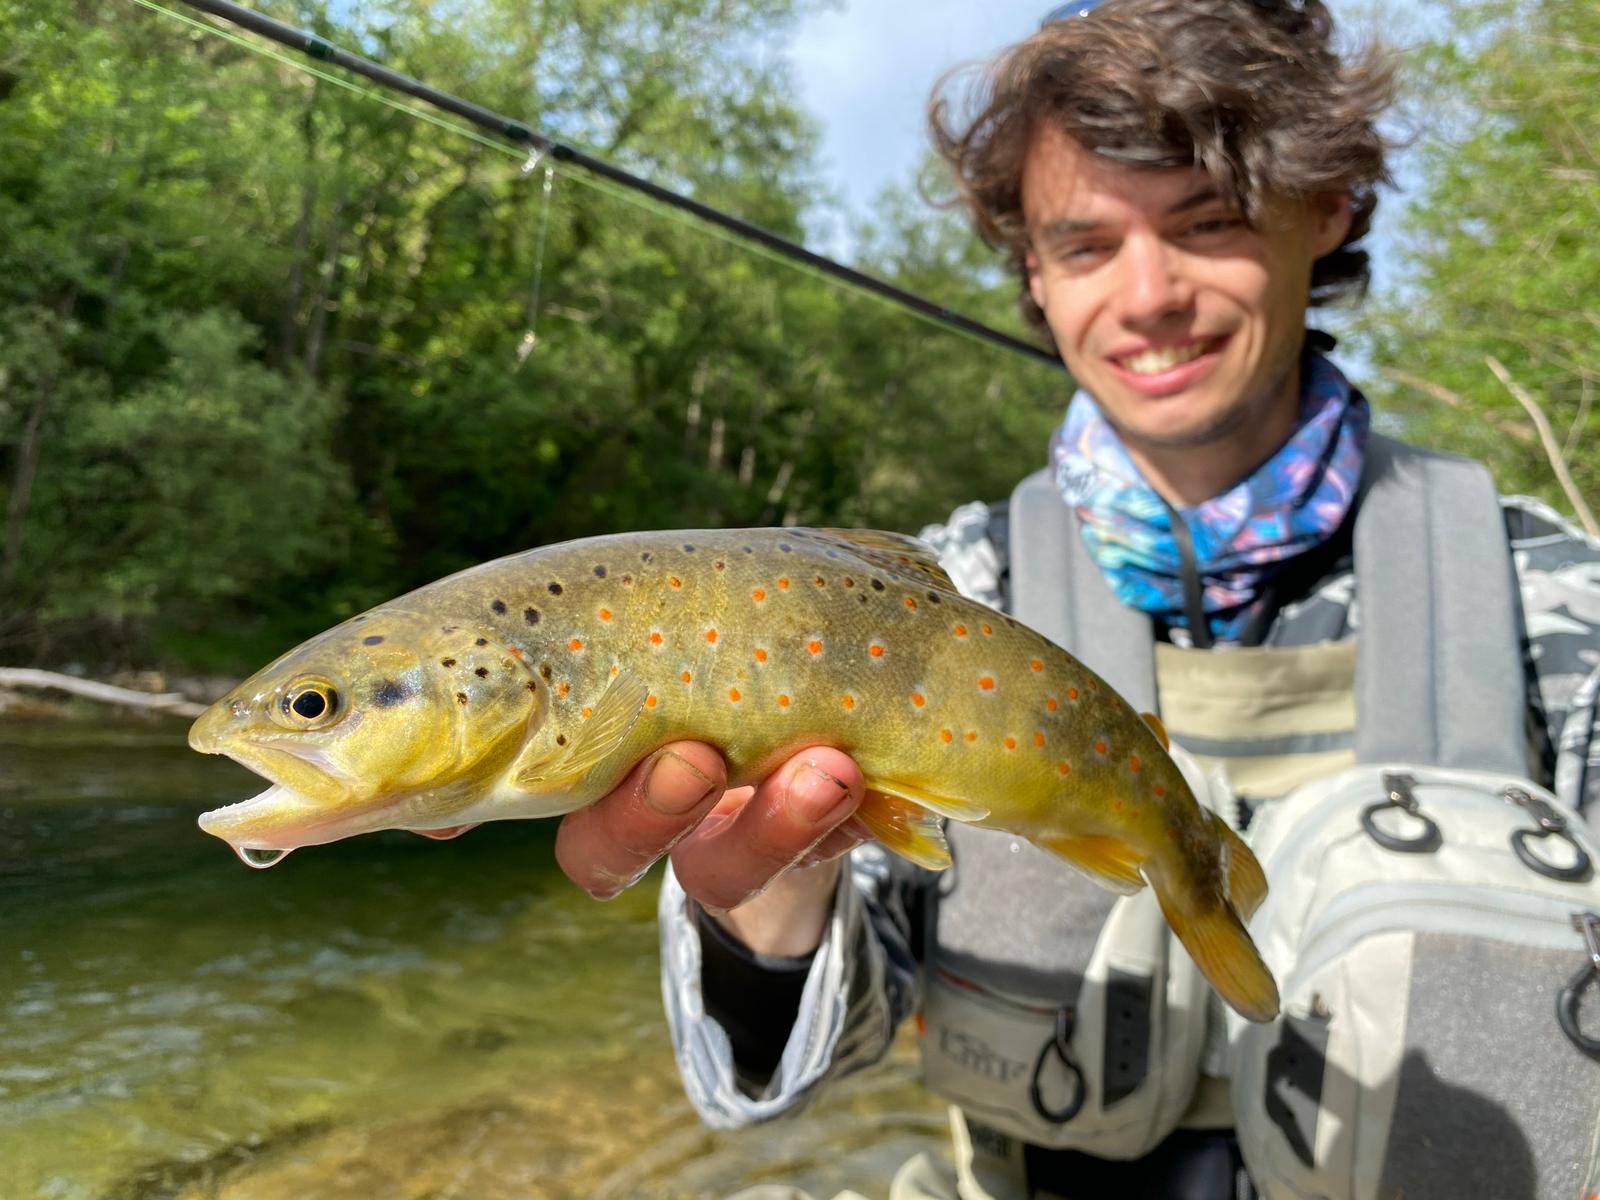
xmin=913 ymin=435 xmax=1600 ymax=1200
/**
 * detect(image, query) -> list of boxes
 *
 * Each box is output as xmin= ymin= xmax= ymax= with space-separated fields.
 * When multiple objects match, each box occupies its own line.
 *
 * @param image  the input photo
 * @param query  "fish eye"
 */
xmin=275 ymin=678 xmax=341 ymax=730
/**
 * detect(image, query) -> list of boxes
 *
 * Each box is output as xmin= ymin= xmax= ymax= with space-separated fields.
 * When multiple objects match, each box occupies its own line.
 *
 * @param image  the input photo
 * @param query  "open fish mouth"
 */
xmin=197 ymin=782 xmax=362 ymax=869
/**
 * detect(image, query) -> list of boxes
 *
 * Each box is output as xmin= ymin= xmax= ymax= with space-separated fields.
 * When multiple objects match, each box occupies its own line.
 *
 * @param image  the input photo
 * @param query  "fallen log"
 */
xmin=0 ymin=668 xmax=207 ymax=718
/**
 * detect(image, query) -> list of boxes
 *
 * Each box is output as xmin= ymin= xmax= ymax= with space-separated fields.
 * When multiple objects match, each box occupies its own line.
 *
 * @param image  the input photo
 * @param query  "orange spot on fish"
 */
xmin=1113 ymin=799 xmax=1123 ymax=810
xmin=752 ymin=588 xmax=765 ymax=602
xmin=1167 ymin=825 xmax=1178 ymax=839
xmin=911 ymin=692 xmax=926 ymax=707
xmin=609 ymin=664 xmax=619 ymax=677
xmin=568 ymin=638 xmax=583 ymax=651
xmin=1094 ymin=740 xmax=1107 ymax=755
xmin=777 ymin=694 xmax=790 ymax=708
xmin=814 ymin=576 xmax=826 ymax=587
xmin=1004 ymin=736 xmax=1016 ymax=750
xmin=869 ymin=644 xmax=884 ymax=657
xmin=669 ymin=576 xmax=682 ymax=588
xmin=808 ymin=640 xmax=823 ymax=655
xmin=508 ymin=646 xmax=524 ymax=660
xmin=728 ymin=687 xmax=741 ymax=703
xmin=705 ymin=628 xmax=718 ymax=643
xmin=904 ymin=596 xmax=918 ymax=610
xmin=981 ymin=623 xmax=993 ymax=635
xmin=1067 ymin=687 xmax=1079 ymax=700
xmin=777 ymin=577 xmax=790 ymax=589
xmin=558 ymin=682 xmax=570 ymax=698
xmin=645 ymin=694 xmax=657 ymax=708
xmin=649 ymin=631 xmax=663 ymax=646
xmin=841 ymin=694 xmax=855 ymax=710
xmin=1046 ymin=697 xmax=1058 ymax=711
xmin=597 ymin=608 xmax=612 ymax=621
xmin=1029 ymin=659 xmax=1043 ymax=672
xmin=1058 ymin=761 xmax=1071 ymax=775
xmin=1087 ymin=679 xmax=1100 ymax=691
xmin=680 ymin=671 xmax=692 ymax=683
xmin=580 ymin=706 xmax=593 ymax=719
xmin=753 ymin=647 xmax=768 ymax=663
xmin=964 ymin=730 xmax=977 ymax=742
xmin=953 ymin=624 xmax=968 ymax=636
xmin=978 ymin=676 xmax=995 ymax=690
xmin=1153 ymin=783 xmax=1167 ymax=798
xmin=941 ymin=729 xmax=954 ymax=743
xmin=1034 ymin=731 xmax=1045 ymax=747
xmin=1128 ymin=754 xmax=1141 ymax=772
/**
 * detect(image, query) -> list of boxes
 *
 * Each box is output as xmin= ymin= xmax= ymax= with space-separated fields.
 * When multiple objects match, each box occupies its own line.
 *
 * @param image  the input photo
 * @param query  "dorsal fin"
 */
xmin=1141 ymin=711 xmax=1171 ymax=751
xmin=811 ymin=528 xmax=954 ymax=589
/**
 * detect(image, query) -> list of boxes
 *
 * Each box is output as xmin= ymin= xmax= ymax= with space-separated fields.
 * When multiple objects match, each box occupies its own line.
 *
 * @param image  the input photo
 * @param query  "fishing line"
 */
xmin=516 ymin=154 xmax=556 ymax=368
xmin=127 ymin=0 xmax=1064 ymax=370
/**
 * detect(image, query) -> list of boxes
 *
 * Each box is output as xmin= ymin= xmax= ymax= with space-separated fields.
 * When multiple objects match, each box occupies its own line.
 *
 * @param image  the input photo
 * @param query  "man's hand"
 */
xmin=555 ymin=743 xmax=867 ymax=956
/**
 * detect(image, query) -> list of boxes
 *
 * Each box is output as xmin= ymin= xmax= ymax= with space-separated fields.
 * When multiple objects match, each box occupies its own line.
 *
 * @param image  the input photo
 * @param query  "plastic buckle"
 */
xmin=1030 ymin=1005 xmax=1087 ymax=1124
xmin=1557 ymin=912 xmax=1600 ymax=1060
xmin=1360 ymin=771 xmax=1442 ymax=854
xmin=1505 ymin=786 xmax=1593 ymax=883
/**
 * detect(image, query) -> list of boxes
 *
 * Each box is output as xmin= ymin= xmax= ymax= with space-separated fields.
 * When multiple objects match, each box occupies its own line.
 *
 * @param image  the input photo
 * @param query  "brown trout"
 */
xmin=189 ymin=527 xmax=1278 ymax=1021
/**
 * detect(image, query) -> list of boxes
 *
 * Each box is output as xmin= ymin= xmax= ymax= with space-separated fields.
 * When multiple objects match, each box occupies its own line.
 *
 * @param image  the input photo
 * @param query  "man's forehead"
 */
xmin=1021 ymin=126 xmax=1217 ymax=229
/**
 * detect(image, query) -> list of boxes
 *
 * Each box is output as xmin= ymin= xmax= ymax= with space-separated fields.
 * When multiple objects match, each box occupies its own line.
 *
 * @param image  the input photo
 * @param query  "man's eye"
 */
xmin=1184 ymin=218 xmax=1244 ymax=237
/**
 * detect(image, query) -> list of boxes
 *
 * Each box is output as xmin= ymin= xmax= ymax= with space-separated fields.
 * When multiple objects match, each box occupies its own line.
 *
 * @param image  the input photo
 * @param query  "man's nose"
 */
xmin=1112 ymin=237 xmax=1192 ymax=326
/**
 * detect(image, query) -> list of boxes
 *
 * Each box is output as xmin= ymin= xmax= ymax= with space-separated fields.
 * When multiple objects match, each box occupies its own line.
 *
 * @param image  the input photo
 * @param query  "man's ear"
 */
xmin=1025 ymin=248 xmax=1046 ymax=313
xmin=1310 ymin=192 xmax=1354 ymax=258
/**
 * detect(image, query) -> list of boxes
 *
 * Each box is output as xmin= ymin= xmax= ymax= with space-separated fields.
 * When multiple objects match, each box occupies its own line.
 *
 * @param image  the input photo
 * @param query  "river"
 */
xmin=0 ymin=720 xmax=945 ymax=1199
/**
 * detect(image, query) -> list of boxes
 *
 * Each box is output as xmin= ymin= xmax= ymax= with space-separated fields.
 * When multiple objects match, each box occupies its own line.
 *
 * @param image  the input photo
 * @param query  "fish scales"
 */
xmin=190 ymin=527 xmax=1280 ymax=1021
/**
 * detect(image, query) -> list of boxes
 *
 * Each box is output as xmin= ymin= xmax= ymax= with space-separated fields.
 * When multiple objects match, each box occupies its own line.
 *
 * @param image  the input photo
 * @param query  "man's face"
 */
xmin=1022 ymin=126 xmax=1351 ymax=471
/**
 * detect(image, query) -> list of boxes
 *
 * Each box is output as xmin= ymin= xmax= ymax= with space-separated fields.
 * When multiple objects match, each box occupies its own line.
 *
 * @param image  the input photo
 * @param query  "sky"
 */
xmin=783 ymin=0 xmax=1425 ymax=292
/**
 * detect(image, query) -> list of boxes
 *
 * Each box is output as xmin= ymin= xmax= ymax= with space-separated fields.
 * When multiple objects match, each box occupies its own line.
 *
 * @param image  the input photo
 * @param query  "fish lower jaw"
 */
xmin=197 ymin=783 xmax=365 ymax=860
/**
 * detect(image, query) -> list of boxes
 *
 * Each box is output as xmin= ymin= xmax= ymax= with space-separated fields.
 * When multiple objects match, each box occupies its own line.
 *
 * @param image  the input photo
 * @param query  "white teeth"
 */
xmin=1120 ymin=343 xmax=1208 ymax=375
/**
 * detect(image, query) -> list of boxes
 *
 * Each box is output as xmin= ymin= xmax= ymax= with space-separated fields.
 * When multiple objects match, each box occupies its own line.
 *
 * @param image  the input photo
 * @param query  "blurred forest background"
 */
xmin=1 ymin=0 xmax=1596 ymax=677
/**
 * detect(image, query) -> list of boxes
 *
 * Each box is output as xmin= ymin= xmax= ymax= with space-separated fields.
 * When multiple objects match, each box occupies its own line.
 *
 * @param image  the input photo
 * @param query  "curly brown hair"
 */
xmin=929 ymin=0 xmax=1397 ymax=333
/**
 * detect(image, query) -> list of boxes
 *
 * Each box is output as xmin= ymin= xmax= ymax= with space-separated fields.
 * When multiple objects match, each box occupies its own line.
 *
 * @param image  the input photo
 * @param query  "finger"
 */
xmin=796 ymin=817 xmax=870 ymax=868
xmin=555 ymin=742 xmax=727 ymax=899
xmin=670 ymin=746 xmax=864 ymax=911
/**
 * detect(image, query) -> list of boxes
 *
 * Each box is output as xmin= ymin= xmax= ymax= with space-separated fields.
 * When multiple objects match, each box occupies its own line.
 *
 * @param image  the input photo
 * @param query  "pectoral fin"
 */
xmin=862 ymin=775 xmax=989 ymax=823
xmin=855 ymin=789 xmax=952 ymax=869
xmin=513 ymin=672 xmax=650 ymax=790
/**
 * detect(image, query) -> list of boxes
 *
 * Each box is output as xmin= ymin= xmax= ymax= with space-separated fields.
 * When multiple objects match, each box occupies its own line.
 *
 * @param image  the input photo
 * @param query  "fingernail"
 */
xmin=643 ymin=750 xmax=718 ymax=816
xmin=787 ymin=763 xmax=856 ymax=827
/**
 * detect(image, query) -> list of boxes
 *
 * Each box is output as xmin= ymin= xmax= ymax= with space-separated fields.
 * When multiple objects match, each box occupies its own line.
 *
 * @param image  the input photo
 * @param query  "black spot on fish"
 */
xmin=526 ymin=681 xmax=537 ymax=692
xmin=871 ymin=579 xmax=885 ymax=591
xmin=363 ymin=634 xmax=385 ymax=646
xmin=373 ymin=680 xmax=408 ymax=707
xmin=475 ymin=638 xmax=488 ymax=646
xmin=594 ymin=565 xmax=607 ymax=578
xmin=742 ymin=545 xmax=754 ymax=554
xmin=641 ymin=552 xmax=652 ymax=563
xmin=491 ymin=600 xmax=507 ymax=615
xmin=441 ymin=658 xmax=456 ymax=667
xmin=682 ymin=543 xmax=696 ymax=553
xmin=456 ymin=692 xmax=469 ymax=705
xmin=556 ymin=734 xmax=568 ymax=747
xmin=548 ymin=582 xmax=563 ymax=596
xmin=779 ymin=542 xmax=792 ymax=552
xmin=541 ymin=665 xmax=553 ymax=680
xmin=824 ymin=550 xmax=840 ymax=559
xmin=524 ymin=607 xmax=540 ymax=625
xmin=474 ymin=667 xmax=489 ymax=678
xmin=927 ymin=591 xmax=942 ymax=604
xmin=859 ymin=595 xmax=869 ymax=604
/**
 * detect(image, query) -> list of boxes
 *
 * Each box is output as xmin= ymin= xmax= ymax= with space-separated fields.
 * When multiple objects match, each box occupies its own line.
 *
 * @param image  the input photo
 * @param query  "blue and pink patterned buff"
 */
xmin=1049 ymin=349 xmax=1370 ymax=642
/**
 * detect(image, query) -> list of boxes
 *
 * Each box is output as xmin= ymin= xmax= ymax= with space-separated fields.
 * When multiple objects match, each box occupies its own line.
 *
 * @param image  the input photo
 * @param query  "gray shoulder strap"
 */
xmin=1009 ymin=468 xmax=1158 ymax=712
xmin=1353 ymin=434 xmax=1526 ymax=774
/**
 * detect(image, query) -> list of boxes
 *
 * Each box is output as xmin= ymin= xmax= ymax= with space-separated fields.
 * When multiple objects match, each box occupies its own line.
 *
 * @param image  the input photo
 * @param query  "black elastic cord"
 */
xmin=1163 ymin=499 xmax=1214 ymax=649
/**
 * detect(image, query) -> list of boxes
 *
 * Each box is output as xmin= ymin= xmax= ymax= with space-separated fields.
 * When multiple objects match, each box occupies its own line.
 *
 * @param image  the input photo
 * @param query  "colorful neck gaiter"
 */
xmin=1049 ymin=349 xmax=1370 ymax=643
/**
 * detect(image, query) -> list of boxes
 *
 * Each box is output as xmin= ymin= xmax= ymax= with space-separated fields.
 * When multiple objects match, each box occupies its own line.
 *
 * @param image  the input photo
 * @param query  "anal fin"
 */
xmin=856 ymin=789 xmax=951 ymax=870
xmin=1036 ymin=834 xmax=1148 ymax=896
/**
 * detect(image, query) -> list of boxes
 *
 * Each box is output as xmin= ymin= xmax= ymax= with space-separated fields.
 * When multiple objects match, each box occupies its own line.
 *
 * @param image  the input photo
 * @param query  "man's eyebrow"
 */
xmin=1032 ymin=188 xmax=1233 ymax=243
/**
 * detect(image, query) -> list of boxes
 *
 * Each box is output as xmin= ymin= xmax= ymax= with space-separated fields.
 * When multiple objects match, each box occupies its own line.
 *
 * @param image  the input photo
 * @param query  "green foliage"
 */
xmin=1359 ymin=0 xmax=1599 ymax=515
xmin=0 ymin=0 xmax=1063 ymax=670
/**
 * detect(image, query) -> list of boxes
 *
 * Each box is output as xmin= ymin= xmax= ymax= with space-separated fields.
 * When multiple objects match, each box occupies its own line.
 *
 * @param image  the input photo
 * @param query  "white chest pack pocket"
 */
xmin=1229 ymin=764 xmax=1600 ymax=1200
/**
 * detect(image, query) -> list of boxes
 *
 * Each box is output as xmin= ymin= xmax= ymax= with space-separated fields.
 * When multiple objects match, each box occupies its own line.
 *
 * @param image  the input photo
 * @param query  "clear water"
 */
xmin=0 ymin=722 xmax=945 ymax=1200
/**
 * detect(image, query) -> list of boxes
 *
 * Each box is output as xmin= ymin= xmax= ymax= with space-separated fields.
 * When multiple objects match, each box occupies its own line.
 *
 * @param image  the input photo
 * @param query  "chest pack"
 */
xmin=916 ymin=436 xmax=1600 ymax=1196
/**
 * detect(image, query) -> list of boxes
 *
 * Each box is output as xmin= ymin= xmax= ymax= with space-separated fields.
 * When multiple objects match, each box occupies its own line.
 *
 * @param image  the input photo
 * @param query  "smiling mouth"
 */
xmin=1113 ymin=337 xmax=1226 ymax=375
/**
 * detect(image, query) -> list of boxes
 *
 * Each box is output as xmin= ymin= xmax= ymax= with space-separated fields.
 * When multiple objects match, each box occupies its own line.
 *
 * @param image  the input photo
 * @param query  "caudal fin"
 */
xmin=1148 ymin=860 xmax=1280 ymax=1023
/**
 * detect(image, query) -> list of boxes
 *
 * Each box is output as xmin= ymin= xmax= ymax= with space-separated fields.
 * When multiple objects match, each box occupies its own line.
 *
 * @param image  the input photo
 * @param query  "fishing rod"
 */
xmin=174 ymin=0 xmax=1063 ymax=370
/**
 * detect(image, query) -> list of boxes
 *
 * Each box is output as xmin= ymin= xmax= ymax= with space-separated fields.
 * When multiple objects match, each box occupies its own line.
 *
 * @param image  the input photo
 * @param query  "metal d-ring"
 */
xmin=1361 ymin=771 xmax=1443 ymax=854
xmin=1030 ymin=1005 xmax=1087 ymax=1124
xmin=1557 ymin=913 xmax=1600 ymax=1060
xmin=1505 ymin=786 xmax=1594 ymax=883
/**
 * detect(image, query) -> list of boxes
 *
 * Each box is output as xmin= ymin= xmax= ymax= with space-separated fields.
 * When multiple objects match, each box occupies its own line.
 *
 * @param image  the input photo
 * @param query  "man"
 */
xmin=556 ymin=1 xmax=1600 ymax=1195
